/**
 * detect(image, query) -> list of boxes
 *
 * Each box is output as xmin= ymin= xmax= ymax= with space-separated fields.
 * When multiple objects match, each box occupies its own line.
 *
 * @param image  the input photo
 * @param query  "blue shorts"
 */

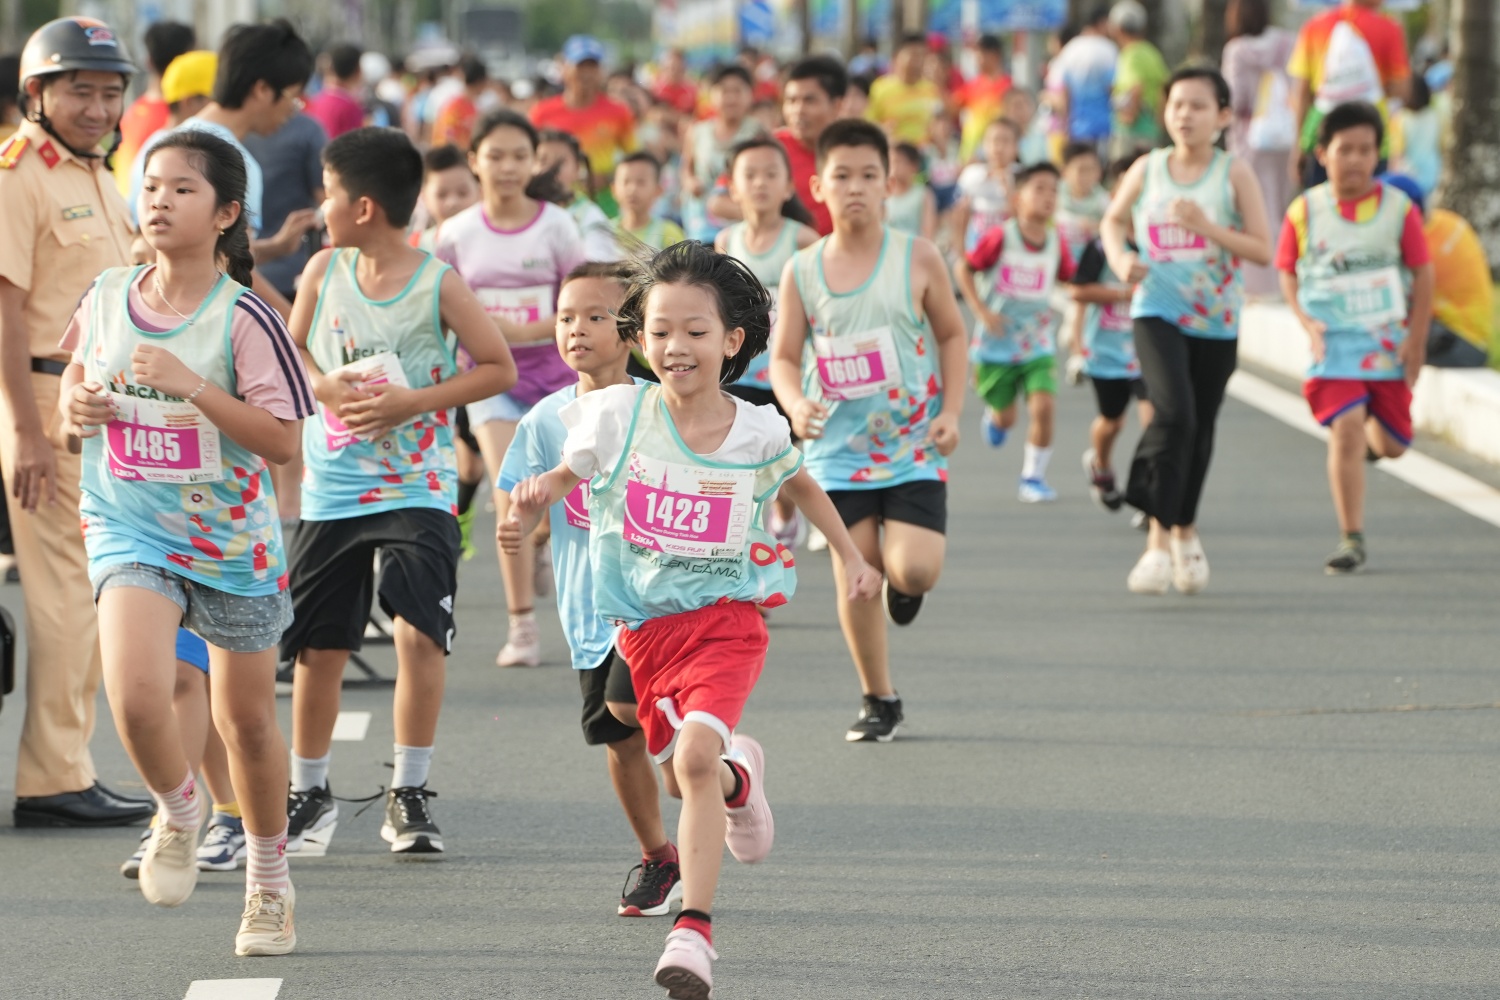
xmin=466 ymin=391 xmax=530 ymax=428
xmin=176 ymin=629 xmax=209 ymax=673
xmin=92 ymin=561 xmax=293 ymax=654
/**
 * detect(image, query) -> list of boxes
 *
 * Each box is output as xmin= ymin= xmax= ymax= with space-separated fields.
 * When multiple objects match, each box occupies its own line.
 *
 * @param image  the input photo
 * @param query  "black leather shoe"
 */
xmin=14 ymin=782 xmax=155 ymax=828
xmin=94 ymin=781 xmax=154 ymax=809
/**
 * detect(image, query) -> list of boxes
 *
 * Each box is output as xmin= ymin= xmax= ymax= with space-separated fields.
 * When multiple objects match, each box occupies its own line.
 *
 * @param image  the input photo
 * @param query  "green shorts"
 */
xmin=976 ymin=357 xmax=1057 ymax=412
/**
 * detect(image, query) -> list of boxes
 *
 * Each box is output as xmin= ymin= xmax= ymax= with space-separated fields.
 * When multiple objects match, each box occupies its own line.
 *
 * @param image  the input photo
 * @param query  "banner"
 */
xmin=928 ymin=0 xmax=1066 ymax=37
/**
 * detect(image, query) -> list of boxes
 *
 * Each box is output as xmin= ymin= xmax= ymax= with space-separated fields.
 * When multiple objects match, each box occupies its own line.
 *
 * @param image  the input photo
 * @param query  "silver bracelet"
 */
xmin=185 ymin=379 xmax=208 ymax=403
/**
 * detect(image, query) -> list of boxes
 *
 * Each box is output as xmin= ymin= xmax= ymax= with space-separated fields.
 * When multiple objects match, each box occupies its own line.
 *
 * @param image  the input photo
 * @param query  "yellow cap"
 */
xmin=161 ymin=50 xmax=216 ymax=106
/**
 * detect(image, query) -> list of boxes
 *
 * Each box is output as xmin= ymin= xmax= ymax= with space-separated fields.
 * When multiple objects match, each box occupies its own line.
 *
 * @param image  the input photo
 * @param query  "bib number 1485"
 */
xmin=120 ymin=426 xmax=182 ymax=464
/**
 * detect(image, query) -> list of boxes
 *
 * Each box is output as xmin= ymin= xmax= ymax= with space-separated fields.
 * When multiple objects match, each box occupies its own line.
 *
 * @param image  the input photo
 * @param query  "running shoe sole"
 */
xmin=846 ymin=725 xmax=901 ymax=743
xmin=883 ymin=580 xmax=923 ymax=626
xmin=380 ymin=824 xmax=445 ymax=853
xmin=285 ymin=803 xmax=338 ymax=854
xmin=197 ymin=845 xmax=247 ymax=871
xmin=655 ymin=967 xmax=713 ymax=1000
xmin=619 ymin=879 xmax=683 ymax=917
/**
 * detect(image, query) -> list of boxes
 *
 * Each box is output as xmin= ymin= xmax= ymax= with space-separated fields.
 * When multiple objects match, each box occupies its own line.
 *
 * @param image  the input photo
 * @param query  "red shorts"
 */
xmin=1304 ymin=378 xmax=1413 ymax=446
xmin=616 ymin=601 xmax=768 ymax=762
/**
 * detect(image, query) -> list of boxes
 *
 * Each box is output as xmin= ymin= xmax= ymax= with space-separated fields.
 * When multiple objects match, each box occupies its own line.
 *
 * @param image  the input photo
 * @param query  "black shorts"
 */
xmin=826 ymin=480 xmax=947 ymax=535
xmin=579 ymin=647 xmax=639 ymax=746
xmin=280 ymin=508 xmax=461 ymax=661
xmin=1091 ymin=377 xmax=1147 ymax=420
xmin=454 ymin=405 xmax=479 ymax=453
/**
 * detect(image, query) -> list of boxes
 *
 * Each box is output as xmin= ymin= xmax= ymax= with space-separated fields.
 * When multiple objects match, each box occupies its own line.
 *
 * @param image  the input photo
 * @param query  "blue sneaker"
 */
xmin=1018 ymin=478 xmax=1057 ymax=503
xmin=196 ymin=813 xmax=246 ymax=871
xmin=982 ymin=410 xmax=1007 ymax=448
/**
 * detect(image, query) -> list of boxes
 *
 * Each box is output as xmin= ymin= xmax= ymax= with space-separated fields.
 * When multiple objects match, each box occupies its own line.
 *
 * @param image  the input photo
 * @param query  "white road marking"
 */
xmin=288 ymin=820 xmax=337 ymax=858
xmin=331 ymin=710 xmax=371 ymax=741
xmin=183 ymin=980 xmax=282 ymax=1000
xmin=1228 ymin=371 xmax=1500 ymax=529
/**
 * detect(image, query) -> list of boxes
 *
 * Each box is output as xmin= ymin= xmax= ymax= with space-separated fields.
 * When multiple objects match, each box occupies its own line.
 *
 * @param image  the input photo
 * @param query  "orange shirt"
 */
xmin=115 ymin=94 xmax=168 ymax=198
xmin=1287 ymin=3 xmax=1410 ymax=151
xmin=432 ymin=95 xmax=478 ymax=151
xmin=529 ymin=95 xmax=637 ymax=178
xmin=1424 ymin=208 xmax=1493 ymax=356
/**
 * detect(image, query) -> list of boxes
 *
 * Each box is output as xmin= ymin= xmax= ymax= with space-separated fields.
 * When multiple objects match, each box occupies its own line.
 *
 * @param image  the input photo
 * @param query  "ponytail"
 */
xmin=525 ymin=160 xmax=572 ymax=206
xmin=142 ymin=129 xmax=254 ymax=287
xmin=218 ymin=214 xmax=254 ymax=288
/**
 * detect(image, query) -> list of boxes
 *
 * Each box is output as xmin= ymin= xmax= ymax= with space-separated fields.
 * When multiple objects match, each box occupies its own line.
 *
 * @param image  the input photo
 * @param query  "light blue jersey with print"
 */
xmin=971 ymin=219 xmax=1064 ymax=366
xmin=1078 ymin=240 xmax=1140 ymax=381
xmin=496 ymin=379 xmax=646 ymax=670
xmin=1296 ymin=182 xmax=1413 ymax=381
xmin=79 ymin=267 xmax=287 ymax=596
xmin=723 ymin=220 xmax=799 ymax=391
xmin=132 ymin=119 xmax=264 ymax=235
xmin=791 ymin=229 xmax=947 ymax=489
xmin=573 ymin=385 xmax=802 ymax=630
xmin=1130 ymin=148 xmax=1242 ymax=340
xmin=301 ymin=249 xmax=459 ymax=520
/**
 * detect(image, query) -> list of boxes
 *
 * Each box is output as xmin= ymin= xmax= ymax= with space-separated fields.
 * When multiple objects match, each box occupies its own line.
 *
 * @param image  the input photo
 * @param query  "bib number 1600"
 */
xmin=122 ymin=427 xmax=182 ymax=464
xmin=822 ymin=355 xmax=874 ymax=386
xmin=642 ymin=491 xmax=711 ymax=534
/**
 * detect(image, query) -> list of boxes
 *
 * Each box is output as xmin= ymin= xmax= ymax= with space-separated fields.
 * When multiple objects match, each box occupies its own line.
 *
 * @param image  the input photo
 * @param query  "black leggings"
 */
xmin=1125 ymin=318 xmax=1238 ymax=528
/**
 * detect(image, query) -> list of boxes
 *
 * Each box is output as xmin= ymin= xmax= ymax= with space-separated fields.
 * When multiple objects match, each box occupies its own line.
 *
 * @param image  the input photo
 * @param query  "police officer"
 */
xmin=0 ymin=17 xmax=153 ymax=827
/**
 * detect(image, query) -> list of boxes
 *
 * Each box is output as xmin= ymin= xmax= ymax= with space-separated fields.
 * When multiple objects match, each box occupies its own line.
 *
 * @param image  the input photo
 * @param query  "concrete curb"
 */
xmin=1240 ymin=303 xmax=1500 ymax=466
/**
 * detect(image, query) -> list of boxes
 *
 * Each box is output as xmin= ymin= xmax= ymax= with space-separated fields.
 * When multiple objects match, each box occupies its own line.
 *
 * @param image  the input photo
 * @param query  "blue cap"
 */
xmin=1425 ymin=61 xmax=1453 ymax=92
xmin=1377 ymin=172 xmax=1425 ymax=215
xmin=562 ymin=35 xmax=606 ymax=65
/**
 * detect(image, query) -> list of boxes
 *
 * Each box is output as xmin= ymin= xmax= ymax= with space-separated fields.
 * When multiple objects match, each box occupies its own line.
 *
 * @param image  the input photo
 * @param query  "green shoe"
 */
xmin=457 ymin=507 xmax=476 ymax=561
xmin=1325 ymin=537 xmax=1366 ymax=575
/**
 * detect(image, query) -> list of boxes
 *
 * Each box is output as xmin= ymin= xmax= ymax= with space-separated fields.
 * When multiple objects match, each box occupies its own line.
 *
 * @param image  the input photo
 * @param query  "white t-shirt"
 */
xmin=959 ymin=163 xmax=1011 ymax=220
xmin=561 ymin=382 xmax=792 ymax=480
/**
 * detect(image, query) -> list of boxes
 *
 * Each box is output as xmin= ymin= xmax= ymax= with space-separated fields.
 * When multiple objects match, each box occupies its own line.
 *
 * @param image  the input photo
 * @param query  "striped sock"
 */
xmin=153 ymin=770 xmax=201 ymax=831
xmin=245 ymin=826 xmax=291 ymax=895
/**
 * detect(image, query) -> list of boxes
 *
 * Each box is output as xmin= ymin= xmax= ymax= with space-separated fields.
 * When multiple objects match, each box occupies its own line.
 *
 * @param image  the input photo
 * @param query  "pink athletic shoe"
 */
xmin=724 ymin=735 xmax=773 ymax=864
xmin=654 ymin=927 xmax=717 ymax=999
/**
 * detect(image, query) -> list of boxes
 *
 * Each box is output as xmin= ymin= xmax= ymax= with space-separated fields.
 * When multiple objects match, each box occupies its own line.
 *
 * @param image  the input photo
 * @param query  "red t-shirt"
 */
xmin=530 ymin=94 xmax=638 ymax=178
xmin=967 ymin=227 xmax=1076 ymax=281
xmin=776 ymin=128 xmax=831 ymax=236
xmin=304 ymin=86 xmax=364 ymax=140
xmin=654 ymin=80 xmax=699 ymax=117
xmin=1275 ymin=183 xmax=1429 ymax=273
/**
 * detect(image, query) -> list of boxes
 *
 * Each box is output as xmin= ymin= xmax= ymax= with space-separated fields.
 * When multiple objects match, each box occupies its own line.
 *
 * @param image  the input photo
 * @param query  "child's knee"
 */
xmin=606 ymin=700 xmax=641 ymax=729
xmin=605 ymin=726 xmax=646 ymax=761
xmin=887 ymin=557 xmax=942 ymax=596
xmin=996 ymin=404 xmax=1019 ymax=429
xmin=671 ymin=732 xmax=725 ymax=787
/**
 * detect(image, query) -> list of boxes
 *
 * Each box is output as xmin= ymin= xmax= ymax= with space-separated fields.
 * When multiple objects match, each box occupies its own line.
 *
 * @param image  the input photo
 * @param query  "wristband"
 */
xmin=185 ymin=379 xmax=208 ymax=404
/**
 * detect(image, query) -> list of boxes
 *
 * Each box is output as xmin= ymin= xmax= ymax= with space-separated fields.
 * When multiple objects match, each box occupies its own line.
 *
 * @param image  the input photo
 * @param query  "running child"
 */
xmin=536 ymin=129 xmax=620 ymax=261
xmin=505 ymin=241 xmax=881 ymax=999
xmin=885 ymin=142 xmax=938 ymax=241
xmin=411 ymin=144 xmax=478 ymax=252
xmin=955 ymin=162 xmax=1076 ymax=503
xmin=437 ymin=109 xmax=587 ymax=667
xmin=772 ymin=119 xmax=967 ymax=743
xmin=496 ymin=261 xmax=682 ymax=918
xmin=1277 ymin=101 xmax=1432 ymax=574
xmin=680 ymin=64 xmax=763 ymax=241
xmin=953 ymin=117 xmax=1017 ymax=252
xmin=1056 ymin=141 xmax=1110 ymax=265
xmin=613 ymin=151 xmax=688 ymax=251
xmin=715 ymin=136 xmax=820 ymax=546
xmin=60 ymin=129 xmax=315 ymax=955
xmin=282 ymin=127 xmax=515 ymax=855
xmin=1100 ymin=67 xmax=1272 ymax=595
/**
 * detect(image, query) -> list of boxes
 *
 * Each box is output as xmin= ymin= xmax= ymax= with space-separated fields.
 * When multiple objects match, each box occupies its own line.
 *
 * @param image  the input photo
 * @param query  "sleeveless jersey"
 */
xmin=1056 ymin=184 xmax=1110 ymax=265
xmin=884 ymin=185 xmax=927 ymax=237
xmin=301 ymin=249 xmax=459 ymax=520
xmin=792 ymin=229 xmax=946 ymax=489
xmin=1081 ymin=283 xmax=1140 ymax=381
xmin=1295 ymin=182 xmax=1412 ymax=381
xmin=971 ymin=219 xmax=1063 ymax=367
xmin=723 ymin=219 xmax=798 ymax=390
xmin=79 ymin=266 xmax=288 ymax=596
xmin=585 ymin=385 xmax=802 ymax=628
xmin=1130 ymin=148 xmax=1243 ymax=339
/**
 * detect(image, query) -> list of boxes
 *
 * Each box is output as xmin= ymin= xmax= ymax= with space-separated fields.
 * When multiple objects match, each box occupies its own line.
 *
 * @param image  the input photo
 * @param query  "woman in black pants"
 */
xmin=1099 ymin=68 xmax=1272 ymax=595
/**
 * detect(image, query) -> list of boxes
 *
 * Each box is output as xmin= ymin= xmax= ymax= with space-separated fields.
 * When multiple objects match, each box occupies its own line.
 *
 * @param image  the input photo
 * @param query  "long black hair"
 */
xmin=142 ymin=129 xmax=254 ymax=287
xmin=470 ymin=108 xmax=570 ymax=203
xmin=616 ymin=241 xmax=772 ymax=385
xmin=726 ymin=136 xmax=816 ymax=228
xmin=538 ymin=128 xmax=595 ymax=199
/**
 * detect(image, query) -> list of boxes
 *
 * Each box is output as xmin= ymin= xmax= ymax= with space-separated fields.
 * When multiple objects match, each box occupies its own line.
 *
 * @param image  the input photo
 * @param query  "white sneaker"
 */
xmin=806 ymin=524 xmax=829 ymax=552
xmin=654 ymin=927 xmax=717 ymax=999
xmin=496 ymin=615 xmax=541 ymax=667
xmin=1127 ymin=549 xmax=1172 ymax=595
xmin=1171 ymin=536 xmax=1210 ymax=594
xmin=235 ymin=883 xmax=296 ymax=957
xmin=138 ymin=822 xmax=199 ymax=907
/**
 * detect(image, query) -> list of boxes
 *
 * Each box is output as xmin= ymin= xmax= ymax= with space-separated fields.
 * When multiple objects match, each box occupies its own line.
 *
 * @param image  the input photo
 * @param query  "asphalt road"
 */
xmin=3 ymin=369 xmax=1500 ymax=1000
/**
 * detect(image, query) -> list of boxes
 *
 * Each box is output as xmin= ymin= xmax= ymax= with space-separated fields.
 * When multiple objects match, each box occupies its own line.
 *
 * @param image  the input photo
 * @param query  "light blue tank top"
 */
xmin=970 ymin=218 xmax=1063 ymax=366
xmin=723 ymin=219 xmax=800 ymax=390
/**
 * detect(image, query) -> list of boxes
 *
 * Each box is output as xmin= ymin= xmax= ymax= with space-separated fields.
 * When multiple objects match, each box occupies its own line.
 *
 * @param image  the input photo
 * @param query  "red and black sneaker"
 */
xmin=618 ymin=857 xmax=683 ymax=917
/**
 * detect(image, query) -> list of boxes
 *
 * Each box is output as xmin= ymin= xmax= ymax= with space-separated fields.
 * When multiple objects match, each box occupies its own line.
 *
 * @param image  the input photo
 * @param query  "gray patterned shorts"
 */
xmin=92 ymin=562 xmax=293 ymax=654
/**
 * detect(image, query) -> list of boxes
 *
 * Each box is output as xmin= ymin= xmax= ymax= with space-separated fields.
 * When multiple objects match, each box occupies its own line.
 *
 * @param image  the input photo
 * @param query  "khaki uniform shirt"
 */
xmin=0 ymin=119 xmax=132 ymax=362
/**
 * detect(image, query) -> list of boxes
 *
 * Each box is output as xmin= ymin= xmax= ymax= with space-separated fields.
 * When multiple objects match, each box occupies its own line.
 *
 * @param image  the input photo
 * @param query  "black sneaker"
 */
xmin=618 ymin=857 xmax=684 ymax=916
xmin=381 ymin=786 xmax=443 ymax=853
xmin=883 ymin=580 xmax=923 ymax=626
xmin=845 ymin=695 xmax=903 ymax=743
xmin=1325 ymin=537 xmax=1366 ymax=575
xmin=285 ymin=783 xmax=337 ymax=852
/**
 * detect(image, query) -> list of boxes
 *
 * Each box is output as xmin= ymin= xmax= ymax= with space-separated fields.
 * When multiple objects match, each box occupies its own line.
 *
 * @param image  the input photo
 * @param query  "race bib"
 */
xmin=1146 ymin=219 xmax=1210 ymax=263
xmin=812 ymin=326 xmax=901 ymax=401
xmin=322 ymin=352 xmax=412 ymax=451
xmin=623 ymin=454 xmax=755 ymax=559
xmin=1328 ymin=266 xmax=1406 ymax=327
xmin=996 ymin=261 xmax=1050 ymax=300
xmin=563 ymin=479 xmax=591 ymax=531
xmin=1101 ymin=300 xmax=1134 ymax=332
xmin=106 ymin=396 xmax=222 ymax=484
xmin=478 ymin=284 xmax=552 ymax=326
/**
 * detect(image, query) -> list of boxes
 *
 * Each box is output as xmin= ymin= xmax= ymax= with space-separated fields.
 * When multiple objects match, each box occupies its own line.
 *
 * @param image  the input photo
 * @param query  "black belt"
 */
xmin=30 ymin=358 xmax=67 ymax=376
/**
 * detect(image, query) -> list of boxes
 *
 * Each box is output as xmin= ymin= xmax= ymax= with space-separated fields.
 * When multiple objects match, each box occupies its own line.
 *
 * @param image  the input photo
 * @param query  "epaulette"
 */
xmin=0 ymin=136 xmax=29 ymax=170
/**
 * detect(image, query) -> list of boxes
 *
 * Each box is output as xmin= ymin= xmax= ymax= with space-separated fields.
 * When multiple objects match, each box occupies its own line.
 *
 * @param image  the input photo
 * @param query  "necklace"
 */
xmin=152 ymin=271 xmax=205 ymax=326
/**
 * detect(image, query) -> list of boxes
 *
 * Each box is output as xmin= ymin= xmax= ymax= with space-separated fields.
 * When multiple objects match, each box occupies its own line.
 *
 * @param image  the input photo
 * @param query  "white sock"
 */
xmin=392 ymin=744 xmax=433 ymax=789
xmin=1022 ymin=444 xmax=1052 ymax=481
xmin=290 ymin=752 xmax=330 ymax=793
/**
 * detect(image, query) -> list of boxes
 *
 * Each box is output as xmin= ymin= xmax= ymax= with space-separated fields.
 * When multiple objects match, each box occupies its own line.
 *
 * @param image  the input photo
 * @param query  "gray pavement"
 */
xmin=4 ymin=373 xmax=1500 ymax=1000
